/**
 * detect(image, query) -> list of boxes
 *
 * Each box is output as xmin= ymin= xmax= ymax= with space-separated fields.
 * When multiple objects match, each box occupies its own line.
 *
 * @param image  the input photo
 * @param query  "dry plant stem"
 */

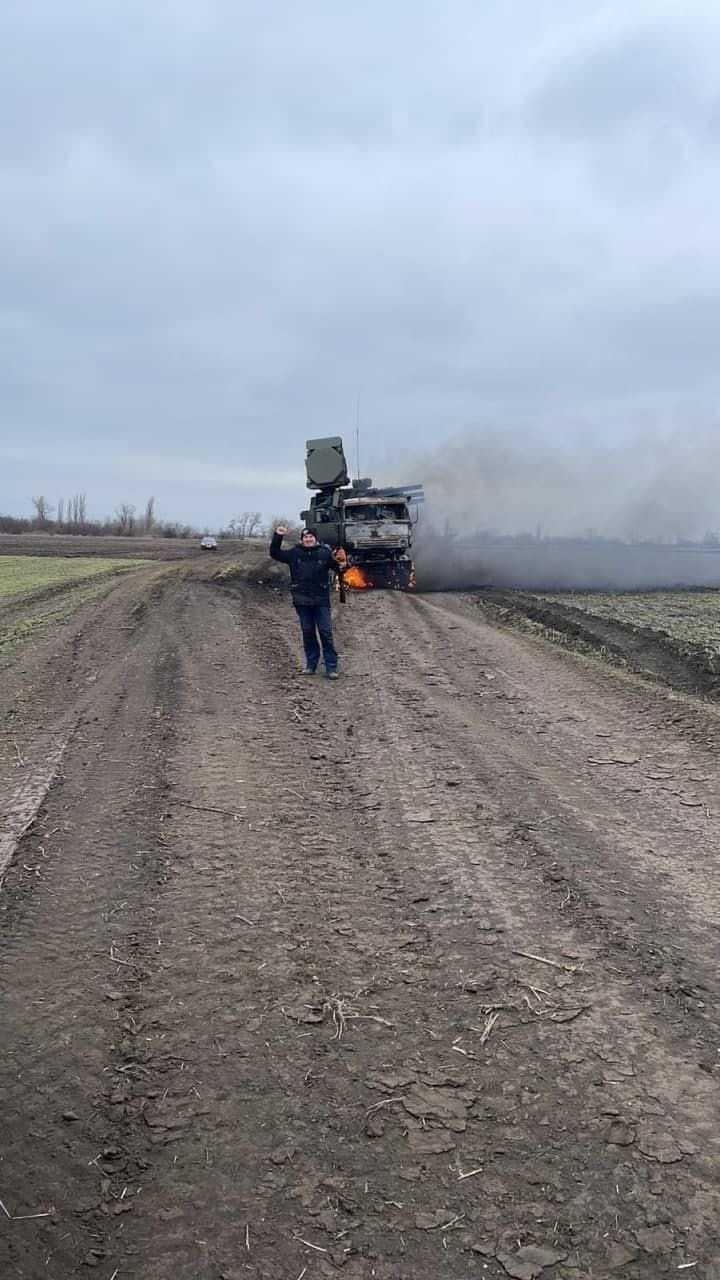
xmin=173 ymin=798 xmax=245 ymax=818
xmin=458 ymin=1167 xmax=483 ymax=1181
xmin=587 ymin=757 xmax=639 ymax=766
xmin=366 ymin=1097 xmax=404 ymax=1116
xmin=323 ymin=997 xmax=348 ymax=1040
xmin=0 ymin=1197 xmax=53 ymax=1221
xmin=479 ymin=1010 xmax=500 ymax=1044
xmin=293 ymin=1235 xmax=327 ymax=1252
xmin=322 ymin=994 xmax=392 ymax=1040
xmin=512 ymin=949 xmax=578 ymax=973
xmin=516 ymin=980 xmax=553 ymax=999
xmin=451 ymin=1043 xmax=473 ymax=1057
xmin=436 ymin=1213 xmax=465 ymax=1231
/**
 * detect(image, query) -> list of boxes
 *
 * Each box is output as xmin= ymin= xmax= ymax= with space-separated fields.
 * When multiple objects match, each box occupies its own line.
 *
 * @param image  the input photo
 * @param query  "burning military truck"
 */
xmin=300 ymin=437 xmax=423 ymax=590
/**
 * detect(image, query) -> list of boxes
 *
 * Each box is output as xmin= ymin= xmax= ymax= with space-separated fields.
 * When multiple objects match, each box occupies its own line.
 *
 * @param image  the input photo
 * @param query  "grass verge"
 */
xmin=0 ymin=560 xmax=144 ymax=663
xmin=0 ymin=554 xmax=143 ymax=600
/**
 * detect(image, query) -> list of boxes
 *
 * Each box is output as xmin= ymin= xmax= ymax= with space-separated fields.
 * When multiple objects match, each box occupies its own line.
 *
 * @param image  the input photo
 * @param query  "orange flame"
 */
xmin=343 ymin=566 xmax=374 ymax=590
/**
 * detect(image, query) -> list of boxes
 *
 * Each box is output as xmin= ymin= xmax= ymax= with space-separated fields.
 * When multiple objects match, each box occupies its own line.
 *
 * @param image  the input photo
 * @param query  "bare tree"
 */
xmin=56 ymin=497 xmax=65 ymax=527
xmin=228 ymin=511 xmax=271 ymax=538
xmin=266 ymin=515 xmax=300 ymax=537
xmin=31 ymin=495 xmax=53 ymax=526
xmin=69 ymin=492 xmax=87 ymax=528
xmin=116 ymin=503 xmax=136 ymax=535
xmin=228 ymin=512 xmax=254 ymax=537
xmin=143 ymin=496 xmax=156 ymax=533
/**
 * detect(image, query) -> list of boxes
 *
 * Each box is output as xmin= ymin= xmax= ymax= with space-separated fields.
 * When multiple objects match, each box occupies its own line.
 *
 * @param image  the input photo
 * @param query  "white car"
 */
xmin=200 ymin=536 xmax=218 ymax=550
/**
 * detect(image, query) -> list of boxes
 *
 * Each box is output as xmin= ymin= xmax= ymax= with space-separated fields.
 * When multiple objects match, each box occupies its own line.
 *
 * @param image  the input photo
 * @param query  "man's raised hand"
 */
xmin=275 ymin=525 xmax=289 ymax=536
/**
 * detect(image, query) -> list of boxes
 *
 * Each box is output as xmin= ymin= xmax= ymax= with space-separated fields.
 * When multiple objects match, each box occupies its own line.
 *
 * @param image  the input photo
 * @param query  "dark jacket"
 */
xmin=270 ymin=532 xmax=338 ymax=606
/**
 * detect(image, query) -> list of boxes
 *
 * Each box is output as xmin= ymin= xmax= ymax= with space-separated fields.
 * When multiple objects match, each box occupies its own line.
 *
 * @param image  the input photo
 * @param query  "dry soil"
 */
xmin=1 ymin=564 xmax=719 ymax=1280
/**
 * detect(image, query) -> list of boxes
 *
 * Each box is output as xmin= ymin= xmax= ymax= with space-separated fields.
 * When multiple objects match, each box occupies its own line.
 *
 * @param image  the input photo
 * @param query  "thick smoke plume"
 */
xmin=399 ymin=429 xmax=720 ymax=591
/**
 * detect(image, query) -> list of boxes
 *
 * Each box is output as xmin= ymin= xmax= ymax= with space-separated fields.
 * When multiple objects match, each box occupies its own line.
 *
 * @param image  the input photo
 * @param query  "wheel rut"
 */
xmin=0 ymin=574 xmax=718 ymax=1279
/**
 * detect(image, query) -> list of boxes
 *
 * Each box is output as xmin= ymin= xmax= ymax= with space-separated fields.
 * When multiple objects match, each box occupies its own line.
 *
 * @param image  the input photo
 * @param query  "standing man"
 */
xmin=270 ymin=525 xmax=344 ymax=678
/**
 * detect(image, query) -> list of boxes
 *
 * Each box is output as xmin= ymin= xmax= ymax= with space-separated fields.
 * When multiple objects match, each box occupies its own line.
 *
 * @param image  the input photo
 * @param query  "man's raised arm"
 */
xmin=269 ymin=526 xmax=293 ymax=564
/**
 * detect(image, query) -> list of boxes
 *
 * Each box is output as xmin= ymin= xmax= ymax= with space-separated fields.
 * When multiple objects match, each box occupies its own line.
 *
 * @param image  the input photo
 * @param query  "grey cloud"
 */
xmin=1 ymin=3 xmax=720 ymax=527
xmin=528 ymin=23 xmax=713 ymax=137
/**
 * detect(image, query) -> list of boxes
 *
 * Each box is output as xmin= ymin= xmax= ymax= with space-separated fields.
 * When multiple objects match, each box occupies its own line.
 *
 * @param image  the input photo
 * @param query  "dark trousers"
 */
xmin=294 ymin=603 xmax=338 ymax=672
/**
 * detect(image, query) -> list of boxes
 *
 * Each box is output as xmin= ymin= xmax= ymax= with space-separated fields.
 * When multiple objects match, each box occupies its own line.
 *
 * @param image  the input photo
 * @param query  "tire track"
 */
xmin=2 ymin=574 xmax=719 ymax=1279
xmin=0 ymin=581 xmax=182 ymax=1279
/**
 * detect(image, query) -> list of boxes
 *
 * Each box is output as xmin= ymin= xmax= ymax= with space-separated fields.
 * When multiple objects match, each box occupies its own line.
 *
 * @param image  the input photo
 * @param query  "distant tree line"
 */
xmin=4 ymin=498 xmax=718 ymax=548
xmin=219 ymin=512 xmax=302 ymax=538
xmin=0 ymin=494 xmax=196 ymax=538
xmin=0 ymin=497 xmax=301 ymax=540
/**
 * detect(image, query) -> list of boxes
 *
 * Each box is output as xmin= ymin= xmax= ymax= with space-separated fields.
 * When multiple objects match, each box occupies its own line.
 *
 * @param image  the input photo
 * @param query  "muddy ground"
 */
xmin=1 ymin=564 xmax=719 ymax=1280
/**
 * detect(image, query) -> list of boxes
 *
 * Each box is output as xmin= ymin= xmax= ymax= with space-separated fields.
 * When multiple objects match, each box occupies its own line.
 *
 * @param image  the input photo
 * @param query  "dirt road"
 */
xmin=1 ymin=567 xmax=719 ymax=1280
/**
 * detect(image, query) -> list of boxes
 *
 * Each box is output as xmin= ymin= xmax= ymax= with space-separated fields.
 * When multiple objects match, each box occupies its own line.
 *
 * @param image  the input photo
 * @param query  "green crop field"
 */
xmin=0 ymin=555 xmax=143 ymax=601
xmin=539 ymin=590 xmax=720 ymax=650
xmin=0 ymin=555 xmax=145 ymax=660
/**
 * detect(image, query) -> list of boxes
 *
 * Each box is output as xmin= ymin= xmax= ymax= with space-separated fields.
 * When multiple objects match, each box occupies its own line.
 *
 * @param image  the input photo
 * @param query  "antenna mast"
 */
xmin=354 ymin=393 xmax=361 ymax=483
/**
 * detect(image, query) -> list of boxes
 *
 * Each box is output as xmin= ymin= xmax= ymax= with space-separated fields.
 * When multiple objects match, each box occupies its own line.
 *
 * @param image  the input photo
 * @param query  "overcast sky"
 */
xmin=2 ymin=1 xmax=719 ymax=529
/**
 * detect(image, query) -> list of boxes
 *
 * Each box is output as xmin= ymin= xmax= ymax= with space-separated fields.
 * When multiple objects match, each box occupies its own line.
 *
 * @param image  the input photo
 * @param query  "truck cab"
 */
xmin=342 ymin=497 xmax=412 ymax=552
